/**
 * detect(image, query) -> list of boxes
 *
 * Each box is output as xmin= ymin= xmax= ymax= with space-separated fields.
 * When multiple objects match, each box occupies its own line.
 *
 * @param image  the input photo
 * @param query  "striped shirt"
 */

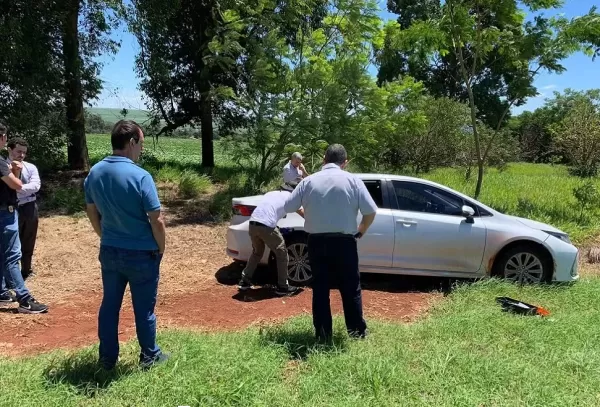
xmin=8 ymin=159 xmax=40 ymax=206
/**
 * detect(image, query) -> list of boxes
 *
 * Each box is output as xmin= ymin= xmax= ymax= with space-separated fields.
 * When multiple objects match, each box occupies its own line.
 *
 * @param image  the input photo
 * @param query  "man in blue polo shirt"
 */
xmin=84 ymin=120 xmax=168 ymax=370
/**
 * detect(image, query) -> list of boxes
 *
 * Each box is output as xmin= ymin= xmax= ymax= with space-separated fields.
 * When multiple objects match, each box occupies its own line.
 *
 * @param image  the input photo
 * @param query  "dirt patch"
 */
xmin=0 ymin=214 xmax=438 ymax=357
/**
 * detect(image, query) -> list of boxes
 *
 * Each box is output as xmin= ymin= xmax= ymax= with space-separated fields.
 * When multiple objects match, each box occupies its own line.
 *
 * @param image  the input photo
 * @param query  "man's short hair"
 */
xmin=291 ymin=152 xmax=303 ymax=161
xmin=324 ymin=144 xmax=347 ymax=165
xmin=0 ymin=122 xmax=7 ymax=136
xmin=7 ymin=137 xmax=28 ymax=150
xmin=111 ymin=120 xmax=142 ymax=150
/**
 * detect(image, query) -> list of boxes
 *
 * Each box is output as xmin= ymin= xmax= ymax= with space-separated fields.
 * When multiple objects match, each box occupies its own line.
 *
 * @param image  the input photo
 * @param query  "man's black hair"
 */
xmin=7 ymin=137 xmax=28 ymax=149
xmin=111 ymin=120 xmax=142 ymax=150
xmin=324 ymin=144 xmax=347 ymax=165
xmin=0 ymin=121 xmax=7 ymax=136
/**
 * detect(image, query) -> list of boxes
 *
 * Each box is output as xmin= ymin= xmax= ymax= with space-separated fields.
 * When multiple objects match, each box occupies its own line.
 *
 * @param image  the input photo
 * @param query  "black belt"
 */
xmin=0 ymin=204 xmax=16 ymax=213
xmin=249 ymin=221 xmax=272 ymax=228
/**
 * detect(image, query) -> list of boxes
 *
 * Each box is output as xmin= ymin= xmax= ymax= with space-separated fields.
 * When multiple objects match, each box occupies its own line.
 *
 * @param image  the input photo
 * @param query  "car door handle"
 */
xmin=397 ymin=219 xmax=417 ymax=226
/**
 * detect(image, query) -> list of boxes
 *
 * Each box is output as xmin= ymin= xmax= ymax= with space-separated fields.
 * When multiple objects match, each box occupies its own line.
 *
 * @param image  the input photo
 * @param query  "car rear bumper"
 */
xmin=225 ymin=223 xmax=269 ymax=264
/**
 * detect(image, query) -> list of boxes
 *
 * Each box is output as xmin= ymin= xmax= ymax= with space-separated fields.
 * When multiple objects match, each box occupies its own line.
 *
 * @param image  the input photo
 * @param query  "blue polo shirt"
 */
xmin=84 ymin=156 xmax=161 ymax=251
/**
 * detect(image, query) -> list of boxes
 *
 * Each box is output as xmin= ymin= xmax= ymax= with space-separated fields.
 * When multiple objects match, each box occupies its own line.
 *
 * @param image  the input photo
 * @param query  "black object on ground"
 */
xmin=495 ymin=296 xmax=550 ymax=316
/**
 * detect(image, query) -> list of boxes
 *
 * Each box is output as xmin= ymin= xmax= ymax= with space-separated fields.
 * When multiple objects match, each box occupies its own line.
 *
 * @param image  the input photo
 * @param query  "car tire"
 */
xmin=269 ymin=233 xmax=313 ymax=286
xmin=494 ymin=244 xmax=553 ymax=284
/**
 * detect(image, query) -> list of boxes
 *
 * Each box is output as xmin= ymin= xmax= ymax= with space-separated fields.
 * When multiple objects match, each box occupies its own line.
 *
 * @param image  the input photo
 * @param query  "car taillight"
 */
xmin=233 ymin=204 xmax=255 ymax=216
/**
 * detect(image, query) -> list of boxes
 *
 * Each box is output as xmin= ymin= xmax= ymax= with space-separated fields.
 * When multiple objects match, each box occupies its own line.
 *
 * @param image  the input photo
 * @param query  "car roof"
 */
xmin=354 ymin=173 xmax=498 ymax=214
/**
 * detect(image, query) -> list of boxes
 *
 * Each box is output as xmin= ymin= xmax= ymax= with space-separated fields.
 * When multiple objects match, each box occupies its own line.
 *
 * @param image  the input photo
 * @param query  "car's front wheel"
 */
xmin=269 ymin=233 xmax=313 ymax=286
xmin=494 ymin=245 xmax=552 ymax=284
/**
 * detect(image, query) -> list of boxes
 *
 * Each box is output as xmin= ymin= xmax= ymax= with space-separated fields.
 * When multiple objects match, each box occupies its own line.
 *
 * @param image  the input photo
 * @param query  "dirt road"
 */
xmin=0 ymin=214 xmax=440 ymax=357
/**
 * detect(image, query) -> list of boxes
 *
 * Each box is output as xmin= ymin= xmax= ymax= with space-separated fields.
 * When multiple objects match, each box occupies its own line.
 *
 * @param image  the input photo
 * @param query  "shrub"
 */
xmin=178 ymin=170 xmax=211 ymax=199
xmin=40 ymin=186 xmax=86 ymax=215
xmin=155 ymin=165 xmax=181 ymax=184
xmin=573 ymin=181 xmax=600 ymax=224
xmin=553 ymin=98 xmax=600 ymax=178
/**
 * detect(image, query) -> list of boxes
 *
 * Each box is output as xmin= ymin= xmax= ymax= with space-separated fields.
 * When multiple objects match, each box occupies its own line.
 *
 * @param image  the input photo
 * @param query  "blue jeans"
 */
xmin=0 ymin=209 xmax=30 ymax=301
xmin=98 ymin=245 xmax=163 ymax=367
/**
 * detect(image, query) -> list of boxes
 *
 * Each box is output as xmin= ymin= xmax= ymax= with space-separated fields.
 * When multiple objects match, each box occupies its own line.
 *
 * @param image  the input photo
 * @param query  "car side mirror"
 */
xmin=462 ymin=205 xmax=475 ymax=223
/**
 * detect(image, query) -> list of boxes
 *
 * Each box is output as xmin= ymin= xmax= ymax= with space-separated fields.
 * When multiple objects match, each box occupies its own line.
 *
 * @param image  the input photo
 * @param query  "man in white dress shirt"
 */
xmin=284 ymin=144 xmax=377 ymax=341
xmin=237 ymin=181 xmax=305 ymax=296
xmin=282 ymin=152 xmax=309 ymax=183
xmin=7 ymin=138 xmax=40 ymax=280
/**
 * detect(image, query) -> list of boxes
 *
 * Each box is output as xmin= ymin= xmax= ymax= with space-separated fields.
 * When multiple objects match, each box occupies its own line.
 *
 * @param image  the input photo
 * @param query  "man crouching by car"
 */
xmin=237 ymin=181 xmax=305 ymax=296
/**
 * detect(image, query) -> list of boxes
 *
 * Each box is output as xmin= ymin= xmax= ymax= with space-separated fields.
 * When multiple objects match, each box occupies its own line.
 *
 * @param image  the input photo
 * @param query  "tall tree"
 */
xmin=378 ymin=0 xmax=517 ymax=128
xmin=128 ymin=0 xmax=328 ymax=169
xmin=63 ymin=0 xmax=87 ymax=170
xmin=382 ymin=0 xmax=599 ymax=198
xmin=62 ymin=0 xmax=122 ymax=170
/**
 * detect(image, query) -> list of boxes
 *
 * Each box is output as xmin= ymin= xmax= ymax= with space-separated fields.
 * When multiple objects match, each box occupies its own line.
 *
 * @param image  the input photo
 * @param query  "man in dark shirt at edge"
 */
xmin=0 ymin=122 xmax=48 ymax=313
xmin=84 ymin=120 xmax=169 ymax=370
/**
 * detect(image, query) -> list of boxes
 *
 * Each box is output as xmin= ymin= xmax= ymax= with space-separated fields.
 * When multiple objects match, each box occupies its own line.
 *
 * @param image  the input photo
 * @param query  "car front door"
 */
xmin=390 ymin=180 xmax=487 ymax=273
xmin=357 ymin=179 xmax=395 ymax=268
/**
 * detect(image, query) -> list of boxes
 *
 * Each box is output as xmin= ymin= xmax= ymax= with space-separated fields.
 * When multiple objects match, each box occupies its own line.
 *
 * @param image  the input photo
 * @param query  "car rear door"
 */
xmin=357 ymin=179 xmax=395 ymax=268
xmin=389 ymin=180 xmax=487 ymax=273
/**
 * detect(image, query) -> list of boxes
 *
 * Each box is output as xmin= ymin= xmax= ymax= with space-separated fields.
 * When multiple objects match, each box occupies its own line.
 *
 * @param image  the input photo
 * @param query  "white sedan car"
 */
xmin=226 ymin=174 xmax=579 ymax=285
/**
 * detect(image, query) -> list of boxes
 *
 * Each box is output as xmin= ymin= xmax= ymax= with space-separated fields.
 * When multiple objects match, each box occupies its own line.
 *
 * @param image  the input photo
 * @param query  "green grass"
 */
xmin=420 ymin=163 xmax=600 ymax=244
xmin=3 ymin=277 xmax=600 ymax=406
xmin=87 ymin=133 xmax=234 ymax=170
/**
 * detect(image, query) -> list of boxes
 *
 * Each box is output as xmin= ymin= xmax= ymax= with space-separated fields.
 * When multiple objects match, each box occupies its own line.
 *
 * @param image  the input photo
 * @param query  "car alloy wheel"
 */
xmin=504 ymin=252 xmax=544 ymax=284
xmin=287 ymin=242 xmax=312 ymax=284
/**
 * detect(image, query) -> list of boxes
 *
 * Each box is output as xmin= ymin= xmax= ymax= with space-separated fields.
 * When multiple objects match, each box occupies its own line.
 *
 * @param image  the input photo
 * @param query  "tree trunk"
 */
xmin=63 ymin=0 xmax=89 ymax=170
xmin=464 ymin=76 xmax=484 ymax=198
xmin=200 ymin=91 xmax=214 ymax=168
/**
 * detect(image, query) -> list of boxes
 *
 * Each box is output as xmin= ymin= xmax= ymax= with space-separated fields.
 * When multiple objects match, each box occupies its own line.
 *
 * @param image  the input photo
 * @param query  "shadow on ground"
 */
xmin=215 ymin=261 xmax=470 ymax=296
xmin=0 ymin=307 xmax=18 ymax=314
xmin=260 ymin=326 xmax=348 ymax=360
xmin=44 ymin=354 xmax=138 ymax=398
xmin=162 ymin=195 xmax=221 ymax=227
xmin=215 ymin=262 xmax=276 ymax=286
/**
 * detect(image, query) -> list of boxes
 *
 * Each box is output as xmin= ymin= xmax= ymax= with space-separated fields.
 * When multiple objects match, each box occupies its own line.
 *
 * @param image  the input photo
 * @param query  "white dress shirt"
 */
xmin=284 ymin=163 xmax=377 ymax=235
xmin=9 ymin=160 xmax=40 ymax=206
xmin=250 ymin=190 xmax=293 ymax=228
xmin=283 ymin=161 xmax=303 ymax=183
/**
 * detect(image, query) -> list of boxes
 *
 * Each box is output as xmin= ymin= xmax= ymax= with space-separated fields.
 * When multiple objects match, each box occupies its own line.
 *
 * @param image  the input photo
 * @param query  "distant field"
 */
xmin=87 ymin=133 xmax=233 ymax=168
xmin=87 ymin=108 xmax=152 ymax=124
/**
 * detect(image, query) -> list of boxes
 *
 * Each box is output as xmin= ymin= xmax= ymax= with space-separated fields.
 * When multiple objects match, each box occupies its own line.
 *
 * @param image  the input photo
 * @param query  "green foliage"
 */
xmin=573 ymin=181 xmax=600 ymax=224
xmin=0 ymin=0 xmax=123 ymax=170
xmin=510 ymin=88 xmax=600 ymax=166
xmin=41 ymin=186 xmax=86 ymax=215
xmin=382 ymin=95 xmax=472 ymax=173
xmin=552 ymin=96 xmax=600 ymax=177
xmin=222 ymin=0 xmax=409 ymax=184
xmin=178 ymin=171 xmax=211 ymax=199
xmin=378 ymin=0 xmax=599 ymax=198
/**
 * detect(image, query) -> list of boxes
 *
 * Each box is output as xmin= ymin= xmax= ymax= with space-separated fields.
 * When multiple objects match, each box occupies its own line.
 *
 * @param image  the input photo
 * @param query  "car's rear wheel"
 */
xmin=495 ymin=245 xmax=552 ymax=284
xmin=269 ymin=233 xmax=313 ymax=286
